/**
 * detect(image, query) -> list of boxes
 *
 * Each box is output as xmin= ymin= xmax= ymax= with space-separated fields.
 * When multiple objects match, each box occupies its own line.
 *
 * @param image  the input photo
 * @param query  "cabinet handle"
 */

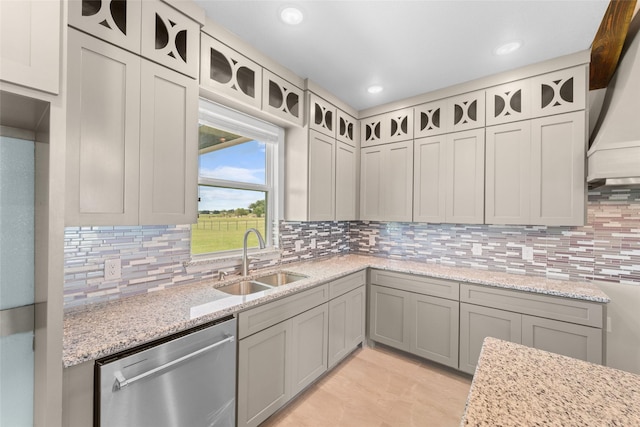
xmin=113 ymin=335 xmax=235 ymax=390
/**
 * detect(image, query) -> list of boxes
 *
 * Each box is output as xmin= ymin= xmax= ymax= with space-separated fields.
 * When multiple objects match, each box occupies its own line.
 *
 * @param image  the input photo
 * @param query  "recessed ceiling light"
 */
xmin=280 ymin=7 xmax=304 ymax=25
xmin=494 ymin=41 xmax=522 ymax=56
xmin=367 ymin=85 xmax=383 ymax=94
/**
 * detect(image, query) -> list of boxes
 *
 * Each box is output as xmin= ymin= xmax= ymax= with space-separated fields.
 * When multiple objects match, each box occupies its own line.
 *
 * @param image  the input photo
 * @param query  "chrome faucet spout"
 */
xmin=242 ymin=228 xmax=266 ymax=276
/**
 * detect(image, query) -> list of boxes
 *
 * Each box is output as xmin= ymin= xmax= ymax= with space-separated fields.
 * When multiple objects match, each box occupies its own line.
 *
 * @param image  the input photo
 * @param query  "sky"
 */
xmin=199 ymin=139 xmax=267 ymax=211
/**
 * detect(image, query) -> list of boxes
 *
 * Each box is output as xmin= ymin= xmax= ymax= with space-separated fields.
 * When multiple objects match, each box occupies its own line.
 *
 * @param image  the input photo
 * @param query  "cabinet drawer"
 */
xmin=239 ymin=284 xmax=329 ymax=338
xmin=329 ymin=271 xmax=366 ymax=299
xmin=370 ymin=269 xmax=459 ymax=301
xmin=460 ymin=283 xmax=603 ymax=328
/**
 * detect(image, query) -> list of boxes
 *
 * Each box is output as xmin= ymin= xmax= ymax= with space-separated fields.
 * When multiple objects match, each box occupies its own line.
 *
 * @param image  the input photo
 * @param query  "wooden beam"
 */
xmin=590 ymin=0 xmax=638 ymax=90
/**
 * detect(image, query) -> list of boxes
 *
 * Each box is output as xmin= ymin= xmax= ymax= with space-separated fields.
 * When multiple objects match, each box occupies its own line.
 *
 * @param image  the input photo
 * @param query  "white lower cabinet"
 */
xmin=290 ymin=304 xmax=329 ymax=395
xmin=459 ymin=303 xmax=522 ymax=375
xmin=459 ymin=282 xmax=604 ymax=375
xmin=328 ymin=286 xmax=366 ymax=368
xmin=369 ymin=270 xmax=460 ymax=369
xmin=237 ymin=320 xmax=290 ymax=427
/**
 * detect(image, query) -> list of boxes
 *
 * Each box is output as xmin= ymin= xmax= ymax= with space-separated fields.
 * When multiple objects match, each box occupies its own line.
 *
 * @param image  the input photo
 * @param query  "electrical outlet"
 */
xmin=105 ymin=258 xmax=121 ymax=280
xmin=522 ymin=246 xmax=534 ymax=261
xmin=472 ymin=243 xmax=482 ymax=256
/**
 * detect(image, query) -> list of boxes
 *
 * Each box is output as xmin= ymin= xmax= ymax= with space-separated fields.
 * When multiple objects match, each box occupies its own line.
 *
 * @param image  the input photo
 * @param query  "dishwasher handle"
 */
xmin=113 ymin=334 xmax=235 ymax=391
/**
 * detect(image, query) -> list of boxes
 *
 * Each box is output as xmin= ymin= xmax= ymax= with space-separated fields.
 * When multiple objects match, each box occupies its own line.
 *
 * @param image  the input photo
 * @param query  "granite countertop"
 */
xmin=461 ymin=337 xmax=640 ymax=426
xmin=63 ymin=254 xmax=609 ymax=367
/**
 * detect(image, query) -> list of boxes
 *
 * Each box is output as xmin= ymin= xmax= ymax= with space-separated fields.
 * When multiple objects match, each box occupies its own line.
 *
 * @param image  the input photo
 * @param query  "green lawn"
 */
xmin=191 ymin=215 xmax=267 ymax=254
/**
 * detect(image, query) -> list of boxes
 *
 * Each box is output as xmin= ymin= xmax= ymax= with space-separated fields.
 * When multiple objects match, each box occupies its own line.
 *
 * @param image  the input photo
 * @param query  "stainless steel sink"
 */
xmin=217 ymin=281 xmax=272 ymax=295
xmin=253 ymin=272 xmax=308 ymax=287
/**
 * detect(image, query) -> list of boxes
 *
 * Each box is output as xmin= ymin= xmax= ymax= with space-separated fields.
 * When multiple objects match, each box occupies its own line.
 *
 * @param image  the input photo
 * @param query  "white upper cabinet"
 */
xmin=413 ymin=135 xmax=447 ymax=223
xmin=263 ymin=70 xmax=304 ymax=126
xmin=531 ymin=66 xmax=586 ymax=117
xmin=1 ymin=0 xmax=61 ymax=94
xmin=336 ymin=110 xmax=358 ymax=147
xmin=66 ymin=28 xmax=141 ymax=226
xmin=360 ymin=140 xmax=413 ymax=222
xmin=361 ymin=108 xmax=414 ymax=147
xmin=486 ymin=80 xmax=531 ymax=126
xmin=448 ymin=90 xmax=485 ymax=132
xmin=485 ymin=121 xmax=532 ymax=225
xmin=308 ymin=130 xmax=336 ymax=221
xmin=445 ymin=129 xmax=485 ymax=224
xmin=309 ymin=93 xmax=336 ymax=138
xmin=414 ymin=100 xmax=447 ymax=138
xmin=200 ymin=33 xmax=262 ymax=109
xmin=335 ymin=141 xmax=357 ymax=221
xmin=139 ymin=61 xmax=198 ymax=225
xmin=530 ymin=111 xmax=586 ymax=226
xmin=68 ymin=0 xmax=142 ymax=54
xmin=140 ymin=0 xmax=200 ymax=78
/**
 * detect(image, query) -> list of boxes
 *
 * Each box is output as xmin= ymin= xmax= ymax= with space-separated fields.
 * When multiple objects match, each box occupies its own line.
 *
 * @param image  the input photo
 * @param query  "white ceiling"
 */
xmin=194 ymin=1 xmax=610 ymax=111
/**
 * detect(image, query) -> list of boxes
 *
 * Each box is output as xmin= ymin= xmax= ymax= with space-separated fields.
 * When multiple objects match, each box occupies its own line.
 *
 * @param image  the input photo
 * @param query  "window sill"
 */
xmin=184 ymin=248 xmax=282 ymax=274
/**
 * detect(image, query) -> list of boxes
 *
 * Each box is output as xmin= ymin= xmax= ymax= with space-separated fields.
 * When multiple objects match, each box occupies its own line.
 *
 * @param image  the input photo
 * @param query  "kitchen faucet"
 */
xmin=242 ymin=228 xmax=266 ymax=276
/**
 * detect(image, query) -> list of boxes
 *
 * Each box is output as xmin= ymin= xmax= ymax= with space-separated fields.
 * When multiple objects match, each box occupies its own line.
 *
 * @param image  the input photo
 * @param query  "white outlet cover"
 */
xmin=472 ymin=243 xmax=482 ymax=256
xmin=105 ymin=258 xmax=121 ymax=280
xmin=522 ymin=246 xmax=534 ymax=261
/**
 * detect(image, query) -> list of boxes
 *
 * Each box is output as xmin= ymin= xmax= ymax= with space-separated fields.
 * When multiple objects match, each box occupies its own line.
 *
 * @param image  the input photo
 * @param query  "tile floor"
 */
xmin=261 ymin=345 xmax=473 ymax=427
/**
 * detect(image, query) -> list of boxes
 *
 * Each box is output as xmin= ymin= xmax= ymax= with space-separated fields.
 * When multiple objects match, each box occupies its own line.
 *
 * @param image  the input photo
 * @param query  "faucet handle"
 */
xmin=218 ymin=270 xmax=229 ymax=281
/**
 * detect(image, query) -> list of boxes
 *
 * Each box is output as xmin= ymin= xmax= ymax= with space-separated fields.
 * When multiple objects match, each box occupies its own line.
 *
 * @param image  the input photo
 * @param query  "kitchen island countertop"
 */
xmin=461 ymin=337 xmax=640 ymax=426
xmin=63 ymin=254 xmax=609 ymax=367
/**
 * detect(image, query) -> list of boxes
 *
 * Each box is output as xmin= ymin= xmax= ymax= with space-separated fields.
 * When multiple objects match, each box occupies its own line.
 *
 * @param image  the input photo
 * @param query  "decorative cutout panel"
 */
xmin=69 ymin=0 xmax=142 ymax=53
xmin=360 ymin=116 xmax=383 ymax=147
xmin=531 ymin=66 xmax=586 ymax=118
xmin=309 ymin=93 xmax=335 ymax=137
xmin=262 ymin=70 xmax=303 ymax=126
xmin=337 ymin=110 xmax=357 ymax=146
xmin=448 ymin=91 xmax=485 ymax=132
xmin=415 ymin=100 xmax=447 ymax=137
xmin=200 ymin=34 xmax=262 ymax=109
xmin=141 ymin=0 xmax=199 ymax=78
xmin=385 ymin=108 xmax=414 ymax=143
xmin=486 ymin=80 xmax=531 ymax=126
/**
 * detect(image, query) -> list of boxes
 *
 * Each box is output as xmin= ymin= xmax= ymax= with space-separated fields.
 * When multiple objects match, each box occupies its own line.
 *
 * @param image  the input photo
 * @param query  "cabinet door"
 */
xmin=308 ymin=130 xmax=336 ymax=221
xmin=291 ymin=304 xmax=328 ymax=396
xmin=448 ymin=90 xmax=485 ymax=132
xmin=68 ymin=0 xmax=141 ymax=54
xmin=530 ymin=111 xmax=586 ymax=226
xmin=445 ymin=129 xmax=485 ymax=224
xmin=531 ymin=66 xmax=587 ymax=118
xmin=414 ymin=100 xmax=447 ymax=138
xmin=262 ymin=70 xmax=303 ymax=126
xmin=486 ymin=80 xmax=531 ymax=126
xmin=369 ymin=285 xmax=411 ymax=352
xmin=139 ymin=60 xmax=198 ymax=225
xmin=328 ymin=286 xmax=365 ymax=368
xmin=336 ymin=110 xmax=358 ymax=147
xmin=237 ymin=321 xmax=291 ymax=427
xmin=384 ymin=108 xmax=414 ymax=144
xmin=410 ymin=294 xmax=459 ymax=369
xmin=360 ymin=115 xmax=383 ymax=147
xmin=459 ymin=303 xmax=522 ymax=375
xmin=335 ymin=141 xmax=357 ymax=221
xmin=140 ymin=0 xmax=200 ymax=78
xmin=384 ymin=140 xmax=414 ymax=222
xmin=200 ymin=33 xmax=262 ymax=109
xmin=414 ymin=135 xmax=446 ymax=223
xmin=1 ymin=0 xmax=61 ymax=93
xmin=522 ymin=315 xmax=603 ymax=364
xmin=360 ymin=145 xmax=383 ymax=220
xmin=485 ymin=122 xmax=531 ymax=225
xmin=309 ymin=93 xmax=336 ymax=137
xmin=66 ymin=29 xmax=141 ymax=226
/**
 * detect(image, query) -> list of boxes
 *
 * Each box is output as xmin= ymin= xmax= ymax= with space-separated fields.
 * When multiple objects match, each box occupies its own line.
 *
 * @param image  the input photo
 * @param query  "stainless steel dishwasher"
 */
xmin=95 ymin=316 xmax=236 ymax=427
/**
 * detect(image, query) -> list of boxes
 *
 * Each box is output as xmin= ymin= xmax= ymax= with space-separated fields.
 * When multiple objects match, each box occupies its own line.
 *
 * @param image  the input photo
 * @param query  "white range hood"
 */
xmin=588 ymin=16 xmax=640 ymax=187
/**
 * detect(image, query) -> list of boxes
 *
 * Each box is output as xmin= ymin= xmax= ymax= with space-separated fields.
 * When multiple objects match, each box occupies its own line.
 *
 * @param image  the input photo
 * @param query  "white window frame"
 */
xmin=194 ymin=98 xmax=284 ymax=259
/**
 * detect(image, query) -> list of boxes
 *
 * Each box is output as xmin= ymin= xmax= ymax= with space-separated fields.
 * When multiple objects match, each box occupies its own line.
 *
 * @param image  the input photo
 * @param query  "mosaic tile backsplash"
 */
xmin=64 ymin=188 xmax=639 ymax=308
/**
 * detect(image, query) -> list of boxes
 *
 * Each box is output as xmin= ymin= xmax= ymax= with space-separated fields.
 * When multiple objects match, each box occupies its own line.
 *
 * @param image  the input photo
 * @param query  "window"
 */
xmin=193 ymin=99 xmax=283 ymax=256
